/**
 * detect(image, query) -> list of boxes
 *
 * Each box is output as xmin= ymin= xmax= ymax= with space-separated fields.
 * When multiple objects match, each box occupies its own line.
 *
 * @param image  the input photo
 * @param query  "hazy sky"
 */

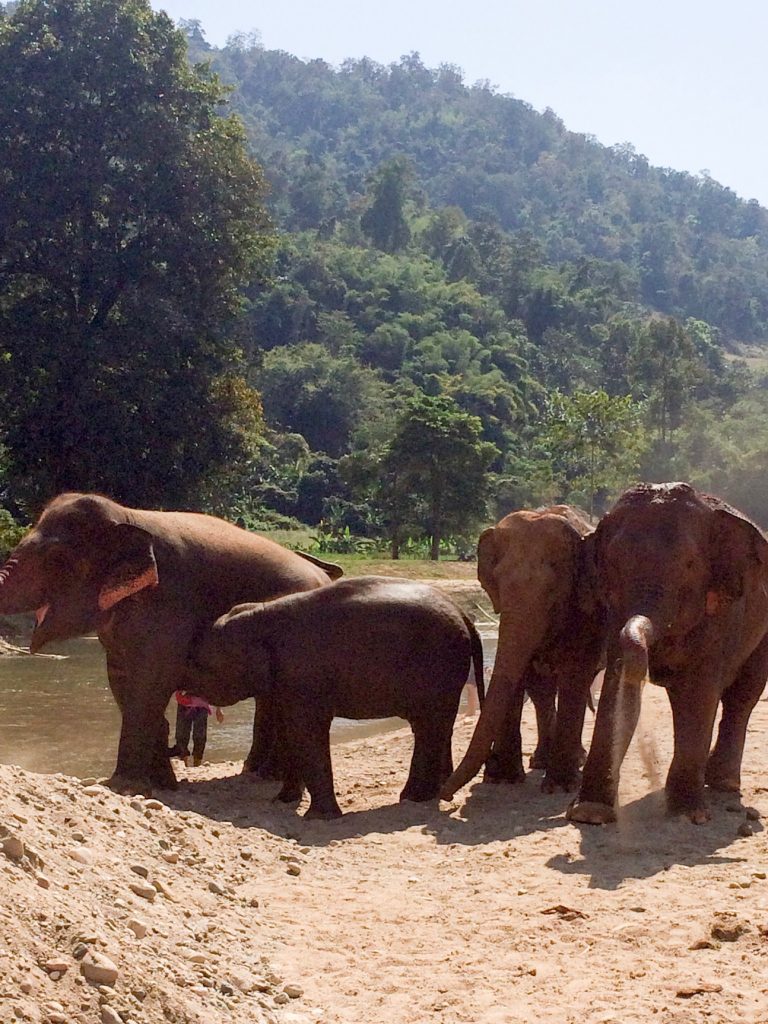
xmin=150 ymin=0 xmax=768 ymax=206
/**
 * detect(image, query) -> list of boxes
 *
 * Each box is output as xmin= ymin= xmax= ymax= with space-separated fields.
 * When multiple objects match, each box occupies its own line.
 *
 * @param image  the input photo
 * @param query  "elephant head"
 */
xmin=442 ymin=505 xmax=594 ymax=797
xmin=185 ymin=602 xmax=273 ymax=705
xmin=0 ymin=493 xmax=158 ymax=652
xmin=595 ymin=482 xmax=768 ymax=685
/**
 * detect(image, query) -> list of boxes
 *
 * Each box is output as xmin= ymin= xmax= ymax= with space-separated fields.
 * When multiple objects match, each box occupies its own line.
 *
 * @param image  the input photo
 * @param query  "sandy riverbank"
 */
xmin=1 ymin=680 xmax=767 ymax=1024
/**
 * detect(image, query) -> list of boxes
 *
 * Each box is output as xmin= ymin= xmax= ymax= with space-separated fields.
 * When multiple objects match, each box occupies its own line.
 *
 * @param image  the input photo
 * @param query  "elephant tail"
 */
xmin=296 ymin=551 xmax=344 ymax=580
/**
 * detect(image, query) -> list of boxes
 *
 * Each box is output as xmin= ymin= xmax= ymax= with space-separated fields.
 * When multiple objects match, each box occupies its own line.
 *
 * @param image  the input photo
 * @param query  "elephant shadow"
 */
xmin=546 ymin=788 xmax=763 ymax=890
xmin=156 ymin=768 xmax=761 ymax=869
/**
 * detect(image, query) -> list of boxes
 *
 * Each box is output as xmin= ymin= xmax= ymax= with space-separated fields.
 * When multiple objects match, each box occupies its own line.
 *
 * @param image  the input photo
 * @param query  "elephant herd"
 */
xmin=1 ymin=483 xmax=767 ymax=826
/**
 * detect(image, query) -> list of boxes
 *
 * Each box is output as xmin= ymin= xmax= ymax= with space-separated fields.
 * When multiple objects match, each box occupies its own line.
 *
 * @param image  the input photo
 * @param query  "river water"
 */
xmin=0 ymin=632 xmax=498 ymax=778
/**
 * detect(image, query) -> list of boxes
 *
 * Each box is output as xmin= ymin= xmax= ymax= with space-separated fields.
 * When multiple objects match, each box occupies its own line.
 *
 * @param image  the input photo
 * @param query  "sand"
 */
xmin=0 ymin=677 xmax=767 ymax=1024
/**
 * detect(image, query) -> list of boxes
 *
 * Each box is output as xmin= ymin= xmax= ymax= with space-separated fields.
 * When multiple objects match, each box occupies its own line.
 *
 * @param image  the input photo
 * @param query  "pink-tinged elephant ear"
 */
xmin=98 ymin=523 xmax=159 ymax=611
xmin=477 ymin=527 xmax=501 ymax=613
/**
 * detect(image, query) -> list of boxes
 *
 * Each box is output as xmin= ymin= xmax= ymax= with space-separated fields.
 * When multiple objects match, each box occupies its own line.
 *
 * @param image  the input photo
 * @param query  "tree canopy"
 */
xmin=0 ymin=0 xmax=275 ymax=511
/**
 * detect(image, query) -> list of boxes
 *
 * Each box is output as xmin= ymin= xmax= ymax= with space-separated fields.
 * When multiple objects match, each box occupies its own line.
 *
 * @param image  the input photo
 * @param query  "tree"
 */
xmin=380 ymin=394 xmax=498 ymax=559
xmin=0 ymin=0 xmax=275 ymax=510
xmin=542 ymin=389 xmax=644 ymax=515
xmin=360 ymin=158 xmax=412 ymax=254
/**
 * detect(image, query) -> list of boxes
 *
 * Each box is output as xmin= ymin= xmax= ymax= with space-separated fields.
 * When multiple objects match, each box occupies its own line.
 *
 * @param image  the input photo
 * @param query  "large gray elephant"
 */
xmin=185 ymin=577 xmax=485 ymax=818
xmin=0 ymin=492 xmax=341 ymax=789
xmin=568 ymin=482 xmax=768 ymax=825
xmin=441 ymin=505 xmax=604 ymax=800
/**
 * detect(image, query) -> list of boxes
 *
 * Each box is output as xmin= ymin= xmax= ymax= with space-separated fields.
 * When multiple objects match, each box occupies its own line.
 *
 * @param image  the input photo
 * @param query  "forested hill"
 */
xmin=189 ymin=31 xmax=768 ymax=345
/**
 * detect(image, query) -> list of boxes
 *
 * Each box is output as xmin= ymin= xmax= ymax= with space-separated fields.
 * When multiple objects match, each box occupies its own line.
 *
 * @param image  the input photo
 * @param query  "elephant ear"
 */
xmin=708 ymin=503 xmax=768 ymax=606
xmin=98 ymin=523 xmax=159 ymax=611
xmin=575 ymin=530 xmax=600 ymax=615
xmin=477 ymin=527 xmax=501 ymax=613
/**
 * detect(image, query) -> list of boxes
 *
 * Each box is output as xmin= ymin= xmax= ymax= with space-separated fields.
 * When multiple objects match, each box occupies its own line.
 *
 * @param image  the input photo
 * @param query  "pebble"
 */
xmin=19 ymin=978 xmax=35 ymax=995
xmin=129 ymin=881 xmax=157 ymax=901
xmin=101 ymin=1006 xmax=123 ymax=1024
xmin=274 ymin=992 xmax=290 ymax=1005
xmin=73 ymin=943 xmax=89 ymax=960
xmin=1 ymin=834 xmax=25 ymax=861
xmin=127 ymin=918 xmax=148 ymax=939
xmin=745 ymin=806 xmax=761 ymax=821
xmin=240 ymin=848 xmax=253 ymax=861
xmin=129 ymin=864 xmax=149 ymax=878
xmin=70 ymin=846 xmax=96 ymax=865
xmin=161 ymin=851 xmax=179 ymax=864
xmin=44 ymin=958 xmax=70 ymax=975
xmin=208 ymin=881 xmax=226 ymax=895
xmin=737 ymin=822 xmax=754 ymax=837
xmin=220 ymin=982 xmax=235 ymax=996
xmin=36 ymin=873 xmax=51 ymax=889
xmin=82 ymin=785 xmax=104 ymax=797
xmin=286 ymin=863 xmax=301 ymax=877
xmin=144 ymin=799 xmax=164 ymax=811
xmin=71 ymin=830 xmax=86 ymax=843
xmin=80 ymin=951 xmax=119 ymax=986
xmin=284 ymin=984 xmax=304 ymax=999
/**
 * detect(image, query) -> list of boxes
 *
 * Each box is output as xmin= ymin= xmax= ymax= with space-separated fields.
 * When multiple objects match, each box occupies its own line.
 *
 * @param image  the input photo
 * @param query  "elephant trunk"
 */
xmin=618 ymin=615 xmax=656 ymax=686
xmin=440 ymin=616 xmax=545 ymax=800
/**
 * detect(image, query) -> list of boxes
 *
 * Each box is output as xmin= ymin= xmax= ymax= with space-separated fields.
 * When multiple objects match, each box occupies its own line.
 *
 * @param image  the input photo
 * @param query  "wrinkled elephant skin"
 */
xmin=568 ymin=482 xmax=768 ymax=825
xmin=0 ymin=492 xmax=340 ymax=789
xmin=441 ymin=505 xmax=604 ymax=800
xmin=186 ymin=577 xmax=485 ymax=818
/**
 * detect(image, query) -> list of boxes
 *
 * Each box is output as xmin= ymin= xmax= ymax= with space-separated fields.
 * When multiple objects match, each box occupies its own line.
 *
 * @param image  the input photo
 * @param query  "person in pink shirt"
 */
xmin=169 ymin=691 xmax=224 ymax=767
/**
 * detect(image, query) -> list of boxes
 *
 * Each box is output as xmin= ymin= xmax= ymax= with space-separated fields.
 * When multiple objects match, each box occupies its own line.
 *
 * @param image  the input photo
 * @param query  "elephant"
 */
xmin=0 ymin=492 xmax=341 ymax=790
xmin=440 ymin=505 xmax=604 ymax=801
xmin=184 ymin=576 xmax=485 ymax=818
xmin=567 ymin=482 xmax=768 ymax=826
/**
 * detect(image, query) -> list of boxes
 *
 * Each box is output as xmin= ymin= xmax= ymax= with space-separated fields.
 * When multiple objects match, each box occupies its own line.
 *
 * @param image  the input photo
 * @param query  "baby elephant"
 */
xmin=186 ymin=576 xmax=484 ymax=818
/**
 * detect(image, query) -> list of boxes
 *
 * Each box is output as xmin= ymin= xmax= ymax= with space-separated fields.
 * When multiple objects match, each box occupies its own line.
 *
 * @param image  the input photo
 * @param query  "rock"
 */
xmin=128 ymin=881 xmax=157 ymax=901
xmin=127 ymin=918 xmax=148 ymax=939
xmin=676 ymin=981 xmax=723 ymax=998
xmin=36 ymin=873 xmax=51 ymax=889
xmin=82 ymin=785 xmax=104 ymax=797
xmin=220 ymin=982 xmax=235 ymax=996
xmin=19 ymin=978 xmax=35 ymax=995
xmin=73 ymin=943 xmax=89 ymax=960
xmin=1 ymin=834 xmax=24 ymax=861
xmin=144 ymin=799 xmax=164 ymax=811
xmin=240 ymin=848 xmax=253 ymax=861
xmin=101 ymin=1006 xmax=123 ymax=1024
xmin=161 ymin=851 xmax=178 ymax=865
xmin=286 ymin=863 xmax=301 ymax=877
xmin=129 ymin=864 xmax=149 ymax=878
xmin=284 ymin=983 xmax=304 ymax=999
xmin=70 ymin=846 xmax=96 ymax=866
xmin=71 ymin=830 xmax=86 ymax=842
xmin=745 ymin=806 xmax=761 ymax=821
xmin=737 ymin=822 xmax=754 ymax=837
xmin=274 ymin=992 xmax=290 ymax=1005
xmin=208 ymin=881 xmax=226 ymax=895
xmin=80 ymin=951 xmax=119 ymax=986
xmin=710 ymin=913 xmax=750 ymax=942
xmin=44 ymin=958 xmax=70 ymax=975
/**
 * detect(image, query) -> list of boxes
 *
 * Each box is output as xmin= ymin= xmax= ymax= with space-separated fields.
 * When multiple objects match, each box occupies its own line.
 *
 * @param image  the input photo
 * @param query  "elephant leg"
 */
xmin=439 ymin=730 xmax=454 ymax=784
xmin=243 ymin=699 xmax=286 ymax=779
xmin=526 ymin=672 xmax=556 ymax=769
xmin=542 ymin=667 xmax=593 ymax=794
xmin=706 ymin=633 xmax=768 ymax=794
xmin=483 ymin=683 xmax=525 ymax=784
xmin=402 ymin=716 xmax=450 ymax=801
xmin=665 ymin=682 xmax=720 ymax=823
xmin=277 ymin=703 xmax=340 ymax=819
xmin=567 ymin=651 xmax=641 ymax=824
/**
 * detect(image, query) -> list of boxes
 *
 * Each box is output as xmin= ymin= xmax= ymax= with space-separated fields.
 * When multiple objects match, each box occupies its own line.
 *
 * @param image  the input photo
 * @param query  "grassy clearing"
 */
xmin=314 ymin=554 xmax=479 ymax=579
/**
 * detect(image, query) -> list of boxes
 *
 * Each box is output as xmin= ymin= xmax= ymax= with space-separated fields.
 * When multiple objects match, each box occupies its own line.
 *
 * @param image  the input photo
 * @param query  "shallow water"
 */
xmin=0 ymin=632 xmax=497 ymax=778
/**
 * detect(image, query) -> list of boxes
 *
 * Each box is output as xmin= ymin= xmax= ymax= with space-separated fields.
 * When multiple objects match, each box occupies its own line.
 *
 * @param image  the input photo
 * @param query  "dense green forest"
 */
xmin=3 ymin=1 xmax=768 ymax=560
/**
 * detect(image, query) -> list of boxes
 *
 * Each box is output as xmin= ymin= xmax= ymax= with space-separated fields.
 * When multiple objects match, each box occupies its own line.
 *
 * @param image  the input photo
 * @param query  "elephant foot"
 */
xmin=529 ymin=748 xmax=550 ymax=771
xmin=482 ymin=768 xmax=526 ymax=786
xmin=242 ymin=761 xmax=284 ymax=782
xmin=105 ymin=774 xmax=155 ymax=797
xmin=541 ymin=769 xmax=580 ymax=795
xmin=400 ymin=781 xmax=440 ymax=802
xmin=273 ymin=781 xmax=304 ymax=804
xmin=666 ymin=791 xmax=711 ymax=824
xmin=304 ymin=801 xmax=343 ymax=820
xmin=704 ymin=765 xmax=741 ymax=793
xmin=566 ymin=798 xmax=616 ymax=825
